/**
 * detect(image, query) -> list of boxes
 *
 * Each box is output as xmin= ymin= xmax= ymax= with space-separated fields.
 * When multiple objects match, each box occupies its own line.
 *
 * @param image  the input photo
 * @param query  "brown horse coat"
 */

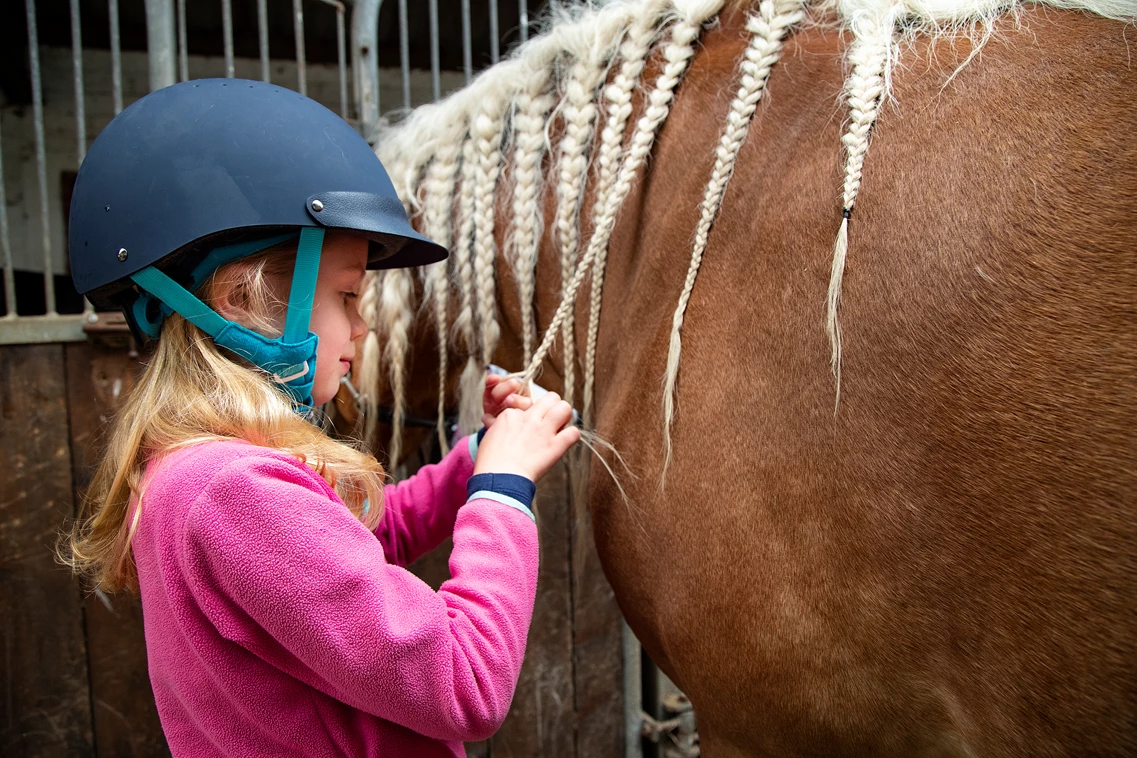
xmin=367 ymin=4 xmax=1136 ymax=754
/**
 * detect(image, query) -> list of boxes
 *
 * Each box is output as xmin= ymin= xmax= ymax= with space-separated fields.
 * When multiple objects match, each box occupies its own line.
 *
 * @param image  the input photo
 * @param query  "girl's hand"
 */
xmin=474 ymin=391 xmax=580 ymax=483
xmin=482 ymin=373 xmax=533 ymax=428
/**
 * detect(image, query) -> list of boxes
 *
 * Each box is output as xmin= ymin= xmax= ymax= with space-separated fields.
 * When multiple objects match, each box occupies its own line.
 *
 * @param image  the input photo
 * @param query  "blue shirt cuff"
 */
xmin=467 ymin=427 xmax=488 ymax=461
xmin=466 ymin=472 xmax=536 ymax=521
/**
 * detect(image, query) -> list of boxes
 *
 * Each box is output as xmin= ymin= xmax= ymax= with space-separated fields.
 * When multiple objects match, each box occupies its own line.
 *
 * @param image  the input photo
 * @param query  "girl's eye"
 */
xmin=343 ymin=292 xmax=359 ymax=303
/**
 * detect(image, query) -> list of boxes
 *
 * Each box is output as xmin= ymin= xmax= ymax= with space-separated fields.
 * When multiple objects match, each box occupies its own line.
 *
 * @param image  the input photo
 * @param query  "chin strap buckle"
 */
xmin=273 ymin=361 xmax=309 ymax=384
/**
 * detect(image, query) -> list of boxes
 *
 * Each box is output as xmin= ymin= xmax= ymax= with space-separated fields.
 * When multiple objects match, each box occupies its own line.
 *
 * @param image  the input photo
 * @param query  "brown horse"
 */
xmin=359 ymin=0 xmax=1136 ymax=754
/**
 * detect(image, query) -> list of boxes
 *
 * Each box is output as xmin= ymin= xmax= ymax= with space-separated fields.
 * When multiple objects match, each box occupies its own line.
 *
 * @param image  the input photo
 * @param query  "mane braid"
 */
xmin=661 ymin=0 xmax=804 ymax=476
xmin=520 ymin=0 xmax=727 ymax=388
xmin=379 ymin=267 xmax=414 ymax=466
xmin=421 ymin=140 xmax=462 ymax=454
xmin=828 ymin=1 xmax=895 ymax=410
xmin=455 ymin=137 xmax=484 ymax=434
xmin=554 ymin=53 xmax=609 ymax=409
xmin=582 ymin=1 xmax=670 ymax=427
xmin=473 ymin=104 xmax=507 ymax=371
xmin=509 ymin=66 xmax=557 ymax=366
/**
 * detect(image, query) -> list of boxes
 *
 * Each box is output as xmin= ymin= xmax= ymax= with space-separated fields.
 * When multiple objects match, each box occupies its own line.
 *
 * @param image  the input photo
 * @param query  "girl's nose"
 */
xmin=350 ymin=308 xmax=368 ymax=342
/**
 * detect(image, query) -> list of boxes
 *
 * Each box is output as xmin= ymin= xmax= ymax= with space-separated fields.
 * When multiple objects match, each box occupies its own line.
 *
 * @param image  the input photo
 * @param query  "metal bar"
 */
xmin=108 ymin=0 xmax=123 ymax=113
xmin=519 ymin=0 xmax=528 ymax=43
xmin=352 ymin=0 xmax=383 ymax=142
xmin=221 ymin=0 xmax=235 ymax=78
xmin=144 ymin=0 xmax=177 ymax=92
xmin=0 ymin=117 xmax=15 ymax=319
xmin=26 ymin=0 xmax=56 ymax=315
xmin=293 ymin=0 xmax=307 ymax=96
xmin=70 ymin=0 xmax=87 ymax=165
xmin=489 ymin=0 xmax=499 ymax=64
xmin=73 ymin=0 xmax=93 ymax=315
xmin=398 ymin=0 xmax=410 ymax=109
xmin=0 ymin=314 xmax=90 ymax=345
xmin=175 ymin=0 xmax=186 ymax=80
xmin=461 ymin=0 xmax=472 ymax=83
xmin=623 ymin=622 xmax=644 ymax=758
xmin=315 ymin=0 xmax=348 ymax=119
xmin=428 ymin=0 xmax=440 ymax=100
xmin=257 ymin=0 xmax=270 ymax=82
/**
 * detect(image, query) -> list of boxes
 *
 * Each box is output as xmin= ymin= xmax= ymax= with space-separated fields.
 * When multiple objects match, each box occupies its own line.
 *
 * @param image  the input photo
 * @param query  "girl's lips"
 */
xmin=340 ymin=360 xmax=352 ymax=373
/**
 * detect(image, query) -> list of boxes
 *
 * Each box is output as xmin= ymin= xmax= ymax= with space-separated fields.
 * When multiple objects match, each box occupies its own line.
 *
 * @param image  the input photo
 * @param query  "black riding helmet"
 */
xmin=69 ymin=79 xmax=446 ymax=406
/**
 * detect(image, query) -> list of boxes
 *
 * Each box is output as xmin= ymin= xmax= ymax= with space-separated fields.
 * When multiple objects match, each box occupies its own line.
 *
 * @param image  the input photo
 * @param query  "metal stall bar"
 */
xmin=489 ymin=0 xmax=499 ymax=64
xmin=26 ymin=0 xmax=56 ymax=315
xmin=222 ymin=0 xmax=235 ymax=77
xmin=316 ymin=0 xmax=349 ymax=119
xmin=429 ymin=0 xmax=441 ymax=100
xmin=71 ymin=0 xmax=95 ymax=314
xmin=176 ymin=0 xmax=188 ymax=80
xmin=145 ymin=0 xmax=177 ymax=92
xmin=352 ymin=0 xmax=383 ymax=143
xmin=108 ymin=0 xmax=124 ymax=113
xmin=257 ymin=0 xmax=270 ymax=82
xmin=293 ymin=0 xmax=307 ymax=96
xmin=398 ymin=0 xmax=410 ymax=109
xmin=70 ymin=0 xmax=87 ymax=164
xmin=461 ymin=0 xmax=472 ymax=83
xmin=0 ymin=119 xmax=15 ymax=318
xmin=519 ymin=0 xmax=528 ymax=43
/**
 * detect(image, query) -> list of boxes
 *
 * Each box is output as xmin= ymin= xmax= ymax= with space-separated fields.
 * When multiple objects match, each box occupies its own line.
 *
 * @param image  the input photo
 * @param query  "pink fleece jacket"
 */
xmin=132 ymin=437 xmax=538 ymax=757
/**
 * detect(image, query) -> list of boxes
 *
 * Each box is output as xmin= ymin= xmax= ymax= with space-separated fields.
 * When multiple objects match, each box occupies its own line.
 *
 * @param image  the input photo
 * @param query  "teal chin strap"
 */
xmin=130 ymin=227 xmax=326 ymax=408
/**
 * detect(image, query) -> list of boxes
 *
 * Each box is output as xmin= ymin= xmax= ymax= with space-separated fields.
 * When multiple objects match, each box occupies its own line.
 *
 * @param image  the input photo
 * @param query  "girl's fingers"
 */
xmin=530 ymin=391 xmax=561 ymax=420
xmin=490 ymin=378 xmax=519 ymax=402
xmin=543 ymin=400 xmax=574 ymax=431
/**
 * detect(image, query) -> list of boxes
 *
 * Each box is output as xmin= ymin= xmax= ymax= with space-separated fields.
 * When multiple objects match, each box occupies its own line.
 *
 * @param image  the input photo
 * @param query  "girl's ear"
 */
xmin=208 ymin=264 xmax=253 ymax=325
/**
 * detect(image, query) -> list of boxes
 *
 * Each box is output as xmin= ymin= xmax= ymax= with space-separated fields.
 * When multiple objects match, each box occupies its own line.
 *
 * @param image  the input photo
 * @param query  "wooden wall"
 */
xmin=0 ymin=337 xmax=627 ymax=757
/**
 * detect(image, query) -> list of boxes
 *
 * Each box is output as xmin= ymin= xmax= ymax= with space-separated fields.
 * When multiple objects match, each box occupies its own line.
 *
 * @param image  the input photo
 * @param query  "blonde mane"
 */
xmin=366 ymin=0 xmax=1135 ymax=469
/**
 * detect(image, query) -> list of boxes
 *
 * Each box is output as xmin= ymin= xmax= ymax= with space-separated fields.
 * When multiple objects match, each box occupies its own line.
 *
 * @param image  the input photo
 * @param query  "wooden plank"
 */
xmin=0 ymin=344 xmax=94 ymax=756
xmin=489 ymin=460 xmax=576 ymax=758
xmin=570 ymin=461 xmax=626 ymax=758
xmin=63 ymin=340 xmax=169 ymax=757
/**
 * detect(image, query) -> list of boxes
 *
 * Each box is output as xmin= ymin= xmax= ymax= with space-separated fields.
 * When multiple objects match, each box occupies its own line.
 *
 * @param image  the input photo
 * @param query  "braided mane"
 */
xmin=365 ymin=0 xmax=1136 ymax=469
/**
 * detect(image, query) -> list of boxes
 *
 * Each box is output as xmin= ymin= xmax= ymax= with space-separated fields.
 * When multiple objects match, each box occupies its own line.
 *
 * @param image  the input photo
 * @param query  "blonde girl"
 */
xmin=65 ymin=78 xmax=578 ymax=757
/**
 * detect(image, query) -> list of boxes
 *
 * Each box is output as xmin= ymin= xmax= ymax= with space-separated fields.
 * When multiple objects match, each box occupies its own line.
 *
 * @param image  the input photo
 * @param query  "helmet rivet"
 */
xmin=310 ymin=199 xmax=324 ymax=212
xmin=117 ymin=248 xmax=128 ymax=261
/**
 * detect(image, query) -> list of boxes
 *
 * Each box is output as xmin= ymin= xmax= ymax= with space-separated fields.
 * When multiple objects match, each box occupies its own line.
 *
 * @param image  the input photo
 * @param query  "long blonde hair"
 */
xmin=64 ymin=245 xmax=387 ymax=593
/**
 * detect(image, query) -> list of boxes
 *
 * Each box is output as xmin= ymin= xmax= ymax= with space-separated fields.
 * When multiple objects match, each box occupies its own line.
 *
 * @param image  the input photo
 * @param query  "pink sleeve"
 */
xmin=374 ymin=436 xmax=475 ymax=567
xmin=181 ymin=452 xmax=537 ymax=743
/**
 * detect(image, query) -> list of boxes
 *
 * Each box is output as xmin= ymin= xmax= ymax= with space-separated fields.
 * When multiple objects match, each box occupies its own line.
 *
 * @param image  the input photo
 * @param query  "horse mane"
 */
xmin=363 ymin=0 xmax=1135 ymax=469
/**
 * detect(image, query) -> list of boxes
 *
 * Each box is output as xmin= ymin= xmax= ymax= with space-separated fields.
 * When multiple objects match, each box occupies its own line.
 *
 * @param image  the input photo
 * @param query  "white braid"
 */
xmin=421 ymin=141 xmax=462 ymax=454
xmin=522 ymin=0 xmax=725 ymax=385
xmin=828 ymin=2 xmax=898 ymax=408
xmin=582 ymin=0 xmax=672 ymax=426
xmin=453 ymin=137 xmax=484 ymax=435
xmin=661 ymin=0 xmax=804 ymax=474
xmin=472 ymin=105 xmax=507 ymax=372
xmin=509 ymin=66 xmax=556 ymax=366
xmin=553 ymin=47 xmax=612 ymax=409
xmin=378 ymin=267 xmax=414 ymax=466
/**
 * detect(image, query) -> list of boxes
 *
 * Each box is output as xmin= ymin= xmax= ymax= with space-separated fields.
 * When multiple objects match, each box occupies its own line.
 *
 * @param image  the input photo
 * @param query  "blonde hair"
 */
xmin=64 ymin=245 xmax=387 ymax=593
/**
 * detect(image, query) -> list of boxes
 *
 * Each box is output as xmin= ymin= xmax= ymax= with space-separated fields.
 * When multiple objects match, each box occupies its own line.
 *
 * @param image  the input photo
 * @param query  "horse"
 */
xmin=354 ymin=0 xmax=1137 ymax=754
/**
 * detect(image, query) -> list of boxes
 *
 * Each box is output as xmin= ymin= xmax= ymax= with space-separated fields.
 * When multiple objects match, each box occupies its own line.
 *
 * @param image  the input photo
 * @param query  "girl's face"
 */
xmin=308 ymin=232 xmax=369 ymax=406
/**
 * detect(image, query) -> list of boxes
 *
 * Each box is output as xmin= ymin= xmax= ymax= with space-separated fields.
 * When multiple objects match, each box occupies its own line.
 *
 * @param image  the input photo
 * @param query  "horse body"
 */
xmin=369 ymin=3 xmax=1136 ymax=754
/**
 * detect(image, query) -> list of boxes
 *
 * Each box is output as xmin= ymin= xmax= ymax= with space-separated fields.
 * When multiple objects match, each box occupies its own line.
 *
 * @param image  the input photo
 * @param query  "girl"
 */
xmin=65 ymin=79 xmax=579 ymax=756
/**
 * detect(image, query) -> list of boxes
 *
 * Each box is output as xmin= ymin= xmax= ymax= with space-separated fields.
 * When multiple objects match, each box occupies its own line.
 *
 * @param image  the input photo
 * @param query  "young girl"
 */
xmin=65 ymin=79 xmax=579 ymax=757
